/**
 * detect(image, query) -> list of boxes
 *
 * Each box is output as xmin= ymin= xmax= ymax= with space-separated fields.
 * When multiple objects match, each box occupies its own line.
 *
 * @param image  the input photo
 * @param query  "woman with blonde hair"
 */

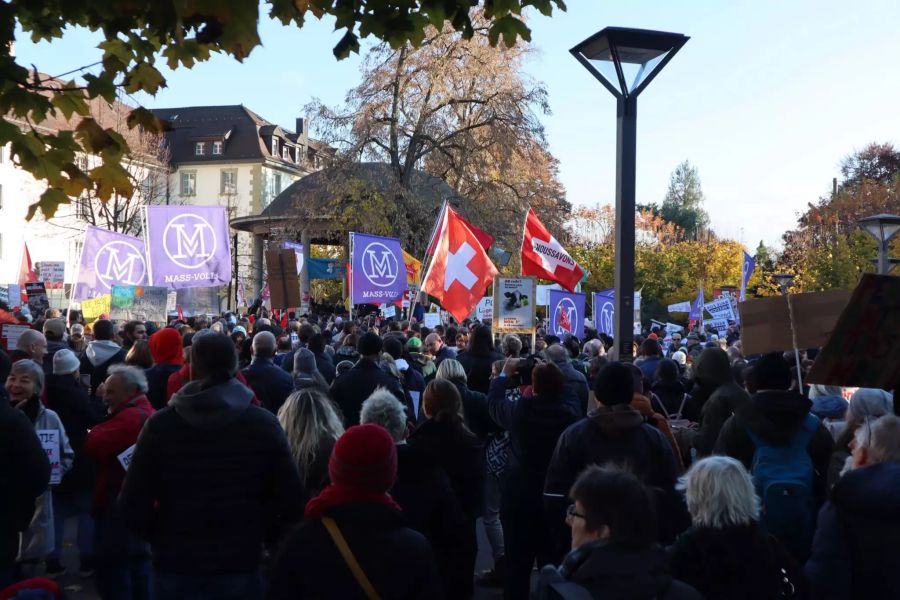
xmin=277 ymin=388 xmax=344 ymax=497
xmin=668 ymin=456 xmax=805 ymax=599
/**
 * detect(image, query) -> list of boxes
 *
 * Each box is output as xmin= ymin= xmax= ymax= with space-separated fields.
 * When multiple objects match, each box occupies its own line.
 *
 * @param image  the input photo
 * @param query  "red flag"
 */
xmin=422 ymin=207 xmax=498 ymax=323
xmin=426 ymin=205 xmax=493 ymax=256
xmin=18 ymin=242 xmax=37 ymax=288
xmin=521 ymin=208 xmax=584 ymax=292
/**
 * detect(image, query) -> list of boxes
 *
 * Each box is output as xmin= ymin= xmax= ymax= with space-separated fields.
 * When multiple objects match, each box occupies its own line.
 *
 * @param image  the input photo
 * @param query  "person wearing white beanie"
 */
xmin=53 ymin=349 xmax=81 ymax=376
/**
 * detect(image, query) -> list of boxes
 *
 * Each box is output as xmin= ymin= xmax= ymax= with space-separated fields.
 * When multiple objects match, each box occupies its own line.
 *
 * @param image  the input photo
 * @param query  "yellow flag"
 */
xmin=402 ymin=249 xmax=422 ymax=286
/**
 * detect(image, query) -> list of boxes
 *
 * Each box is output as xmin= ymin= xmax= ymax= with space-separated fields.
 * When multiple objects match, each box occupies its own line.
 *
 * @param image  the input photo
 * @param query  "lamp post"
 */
xmin=571 ymin=28 xmax=689 ymax=362
xmin=857 ymin=213 xmax=900 ymax=275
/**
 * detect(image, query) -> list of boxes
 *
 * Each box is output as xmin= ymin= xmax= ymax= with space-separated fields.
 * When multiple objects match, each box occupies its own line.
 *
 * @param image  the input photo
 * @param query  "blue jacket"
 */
xmin=241 ymin=357 xmax=294 ymax=414
xmin=805 ymin=462 xmax=900 ymax=600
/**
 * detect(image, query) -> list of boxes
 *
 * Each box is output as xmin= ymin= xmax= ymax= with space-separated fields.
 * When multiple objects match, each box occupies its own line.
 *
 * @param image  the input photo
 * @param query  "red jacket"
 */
xmin=83 ymin=394 xmax=155 ymax=514
xmin=166 ymin=364 xmax=260 ymax=406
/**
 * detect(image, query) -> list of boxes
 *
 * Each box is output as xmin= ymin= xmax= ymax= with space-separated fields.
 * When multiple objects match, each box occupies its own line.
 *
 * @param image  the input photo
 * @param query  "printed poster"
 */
xmin=110 ymin=285 xmax=169 ymax=322
xmin=493 ymin=277 xmax=536 ymax=333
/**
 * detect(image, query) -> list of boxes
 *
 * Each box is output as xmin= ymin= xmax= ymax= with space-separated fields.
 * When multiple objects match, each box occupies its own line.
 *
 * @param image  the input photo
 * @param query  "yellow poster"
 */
xmin=81 ymin=294 xmax=111 ymax=323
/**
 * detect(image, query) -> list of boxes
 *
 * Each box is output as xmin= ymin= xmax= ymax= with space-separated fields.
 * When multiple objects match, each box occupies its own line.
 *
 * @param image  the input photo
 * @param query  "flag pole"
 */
xmin=66 ymin=228 xmax=89 ymax=325
xmin=348 ymin=232 xmax=354 ymax=322
xmin=409 ymin=200 xmax=448 ymax=321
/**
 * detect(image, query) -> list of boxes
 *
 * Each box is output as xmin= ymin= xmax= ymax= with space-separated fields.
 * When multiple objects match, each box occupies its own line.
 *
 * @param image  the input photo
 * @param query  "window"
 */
xmin=220 ymin=169 xmax=237 ymax=195
xmin=274 ymin=173 xmax=282 ymax=196
xmin=271 ymin=137 xmax=278 ymax=156
xmin=212 ymin=141 xmax=223 ymax=155
xmin=77 ymin=195 xmax=92 ymax=220
xmin=194 ymin=142 xmax=205 ymax=156
xmin=282 ymin=145 xmax=290 ymax=161
xmin=180 ymin=171 xmax=197 ymax=196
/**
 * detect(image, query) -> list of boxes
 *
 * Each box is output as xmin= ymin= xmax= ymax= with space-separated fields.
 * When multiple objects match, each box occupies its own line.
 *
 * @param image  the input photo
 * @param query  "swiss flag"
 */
xmin=426 ymin=204 xmax=494 ymax=256
xmin=422 ymin=207 xmax=498 ymax=323
xmin=521 ymin=208 xmax=584 ymax=292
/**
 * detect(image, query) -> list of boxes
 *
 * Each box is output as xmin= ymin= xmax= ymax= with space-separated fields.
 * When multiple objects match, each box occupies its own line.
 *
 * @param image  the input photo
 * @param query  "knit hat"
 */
xmin=328 ymin=424 xmax=398 ymax=491
xmin=849 ymin=388 xmax=894 ymax=420
xmin=53 ymin=348 xmax=80 ymax=375
xmin=232 ymin=325 xmax=247 ymax=336
xmin=293 ymin=348 xmax=317 ymax=375
xmin=357 ymin=332 xmax=383 ymax=357
xmin=671 ymin=350 xmax=687 ymax=366
xmin=407 ymin=336 xmax=422 ymax=351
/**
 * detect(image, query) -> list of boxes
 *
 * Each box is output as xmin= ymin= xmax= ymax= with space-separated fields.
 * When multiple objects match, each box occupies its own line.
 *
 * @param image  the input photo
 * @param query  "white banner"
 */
xmin=667 ymin=301 xmax=692 ymax=313
xmin=704 ymin=297 xmax=735 ymax=321
xmin=665 ymin=322 xmax=684 ymax=334
xmin=422 ymin=313 xmax=440 ymax=328
xmin=705 ymin=317 xmax=729 ymax=335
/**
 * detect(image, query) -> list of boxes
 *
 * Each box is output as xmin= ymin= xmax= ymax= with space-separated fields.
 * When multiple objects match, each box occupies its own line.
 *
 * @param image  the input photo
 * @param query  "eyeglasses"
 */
xmin=566 ymin=504 xmax=586 ymax=521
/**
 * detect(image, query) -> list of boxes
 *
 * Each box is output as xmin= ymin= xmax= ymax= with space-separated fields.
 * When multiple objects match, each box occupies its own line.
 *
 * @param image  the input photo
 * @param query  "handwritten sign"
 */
xmin=37 ymin=261 xmax=65 ymax=285
xmin=382 ymin=305 xmax=397 ymax=319
xmin=117 ymin=444 xmax=136 ymax=471
xmin=38 ymin=429 xmax=61 ymax=485
xmin=422 ymin=313 xmax=440 ymax=328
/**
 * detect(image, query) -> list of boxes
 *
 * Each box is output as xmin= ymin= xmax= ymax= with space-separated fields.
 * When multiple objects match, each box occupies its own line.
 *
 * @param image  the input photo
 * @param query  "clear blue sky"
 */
xmin=13 ymin=0 xmax=900 ymax=248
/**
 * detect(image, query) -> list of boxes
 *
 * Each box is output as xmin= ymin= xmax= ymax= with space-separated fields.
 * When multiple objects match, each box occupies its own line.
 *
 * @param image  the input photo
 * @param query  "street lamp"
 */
xmin=571 ymin=27 xmax=689 ymax=362
xmin=857 ymin=213 xmax=900 ymax=275
xmin=772 ymin=273 xmax=795 ymax=294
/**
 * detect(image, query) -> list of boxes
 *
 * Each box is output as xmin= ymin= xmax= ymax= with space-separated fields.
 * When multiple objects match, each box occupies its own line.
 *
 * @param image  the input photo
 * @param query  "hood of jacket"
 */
xmin=565 ymin=541 xmax=673 ymax=598
xmin=148 ymin=328 xmax=183 ymax=366
xmin=693 ymin=347 xmax=732 ymax=388
xmin=85 ymin=339 xmax=123 ymax=366
xmin=169 ymin=378 xmax=253 ymax=430
xmin=834 ymin=462 xmax=900 ymax=523
xmin=735 ymin=389 xmax=812 ymax=445
xmin=587 ymin=404 xmax=645 ymax=437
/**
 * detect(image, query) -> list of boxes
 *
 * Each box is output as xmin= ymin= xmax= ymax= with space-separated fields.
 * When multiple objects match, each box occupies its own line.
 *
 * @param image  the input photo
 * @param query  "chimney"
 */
xmin=295 ymin=117 xmax=309 ymax=139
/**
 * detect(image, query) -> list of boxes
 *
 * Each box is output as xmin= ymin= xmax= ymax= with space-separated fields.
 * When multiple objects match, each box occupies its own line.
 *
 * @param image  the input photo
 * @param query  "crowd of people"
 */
xmin=1 ymin=305 xmax=897 ymax=600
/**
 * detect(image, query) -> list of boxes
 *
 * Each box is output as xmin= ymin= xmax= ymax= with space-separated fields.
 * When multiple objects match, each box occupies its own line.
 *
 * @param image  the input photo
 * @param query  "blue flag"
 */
xmin=689 ymin=288 xmax=704 ymax=322
xmin=592 ymin=288 xmax=615 ymax=337
xmin=308 ymin=258 xmax=346 ymax=280
xmin=351 ymin=233 xmax=405 ymax=304
xmin=549 ymin=290 xmax=585 ymax=339
xmin=740 ymin=250 xmax=756 ymax=302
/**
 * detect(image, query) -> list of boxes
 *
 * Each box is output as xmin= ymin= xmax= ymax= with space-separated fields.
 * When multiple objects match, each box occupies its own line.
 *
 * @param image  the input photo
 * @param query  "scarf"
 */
xmin=304 ymin=482 xmax=402 ymax=520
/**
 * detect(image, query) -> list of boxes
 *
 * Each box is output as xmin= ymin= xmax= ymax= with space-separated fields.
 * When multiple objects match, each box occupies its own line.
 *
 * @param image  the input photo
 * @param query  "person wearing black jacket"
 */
xmin=456 ymin=324 xmax=503 ymax=394
xmin=80 ymin=320 xmax=126 ymax=399
xmin=330 ymin=333 xmax=406 ymax=427
xmin=44 ymin=349 xmax=104 ymax=578
xmin=488 ymin=359 xmax=580 ymax=600
xmin=241 ymin=331 xmax=294 ymax=415
xmin=307 ymin=334 xmax=336 ymax=384
xmin=119 ymin=333 xmax=304 ymax=599
xmin=436 ymin=359 xmax=498 ymax=440
xmin=0 ymin=393 xmax=51 ymax=587
xmin=544 ymin=362 xmax=689 ymax=564
xmin=408 ymin=380 xmax=484 ymax=600
xmin=383 ymin=336 xmax=426 ymax=422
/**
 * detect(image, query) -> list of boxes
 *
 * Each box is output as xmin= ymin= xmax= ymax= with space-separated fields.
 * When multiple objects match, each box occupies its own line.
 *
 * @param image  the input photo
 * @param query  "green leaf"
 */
xmin=89 ymin=162 xmax=134 ymax=201
xmin=126 ymin=107 xmax=170 ymax=133
xmin=32 ymin=188 xmax=70 ymax=220
xmin=51 ymin=90 xmax=90 ymax=120
xmin=123 ymin=63 xmax=166 ymax=95
xmin=488 ymin=15 xmax=531 ymax=47
xmin=83 ymin=74 xmax=118 ymax=102
xmin=75 ymin=118 xmax=113 ymax=154
xmin=333 ymin=30 xmax=360 ymax=60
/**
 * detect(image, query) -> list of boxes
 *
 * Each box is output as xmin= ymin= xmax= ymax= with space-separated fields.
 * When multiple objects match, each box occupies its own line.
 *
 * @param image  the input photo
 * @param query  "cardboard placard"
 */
xmin=25 ymin=282 xmax=49 ymax=317
xmin=739 ymin=289 xmax=852 ymax=355
xmin=383 ymin=305 xmax=397 ymax=319
xmin=38 ymin=429 xmax=61 ymax=485
xmin=1 ymin=324 xmax=30 ymax=350
xmin=110 ymin=285 xmax=169 ymax=322
xmin=81 ymin=294 xmax=111 ymax=322
xmin=37 ymin=261 xmax=65 ymax=285
xmin=422 ymin=313 xmax=441 ymax=329
xmin=265 ymin=250 xmax=301 ymax=310
xmin=493 ymin=277 xmax=536 ymax=333
xmin=807 ymin=274 xmax=900 ymax=389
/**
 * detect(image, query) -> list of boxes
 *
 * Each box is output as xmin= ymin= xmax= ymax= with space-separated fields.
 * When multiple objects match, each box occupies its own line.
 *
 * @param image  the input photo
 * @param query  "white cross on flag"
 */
xmin=422 ymin=207 xmax=498 ymax=323
xmin=521 ymin=208 xmax=584 ymax=291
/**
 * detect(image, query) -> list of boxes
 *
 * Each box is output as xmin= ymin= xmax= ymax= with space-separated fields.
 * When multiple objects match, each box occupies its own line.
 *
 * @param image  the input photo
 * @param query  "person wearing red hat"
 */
xmin=268 ymin=424 xmax=442 ymax=600
xmin=144 ymin=328 xmax=183 ymax=410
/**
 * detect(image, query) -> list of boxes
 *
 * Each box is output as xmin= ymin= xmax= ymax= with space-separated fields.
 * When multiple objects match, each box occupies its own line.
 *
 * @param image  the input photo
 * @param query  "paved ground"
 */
xmin=45 ymin=517 xmax=506 ymax=599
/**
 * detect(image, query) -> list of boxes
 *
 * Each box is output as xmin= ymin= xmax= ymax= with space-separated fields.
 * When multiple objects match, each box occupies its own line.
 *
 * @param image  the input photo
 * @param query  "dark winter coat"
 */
xmin=456 ymin=349 xmax=503 ymax=394
xmin=651 ymin=380 xmax=699 ymax=423
xmin=144 ymin=363 xmax=181 ymax=410
xmin=433 ymin=345 xmax=455 ymax=367
xmin=544 ymin=405 xmax=689 ymax=555
xmin=537 ymin=540 xmax=702 ymax=600
xmin=267 ymin=502 xmax=443 ymax=600
xmin=242 ymin=356 xmax=295 ymax=414
xmin=714 ymin=389 xmax=834 ymax=504
xmin=44 ymin=373 xmax=104 ymax=497
xmin=552 ymin=358 xmax=590 ymax=416
xmin=805 ymin=462 xmax=900 ymax=600
xmin=0 ymin=401 xmax=50 ymax=568
xmin=313 ymin=351 xmax=336 ymax=384
xmin=452 ymin=381 xmax=500 ymax=440
xmin=668 ymin=523 xmax=807 ymax=600
xmin=330 ymin=359 xmax=406 ymax=427
xmin=119 ymin=378 xmax=305 ymax=576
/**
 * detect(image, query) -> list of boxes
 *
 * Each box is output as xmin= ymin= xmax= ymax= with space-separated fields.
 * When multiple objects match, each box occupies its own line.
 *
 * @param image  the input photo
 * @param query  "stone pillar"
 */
xmin=252 ymin=233 xmax=264 ymax=299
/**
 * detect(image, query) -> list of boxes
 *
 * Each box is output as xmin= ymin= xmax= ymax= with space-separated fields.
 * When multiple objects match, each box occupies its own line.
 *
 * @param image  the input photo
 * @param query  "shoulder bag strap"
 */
xmin=322 ymin=516 xmax=383 ymax=600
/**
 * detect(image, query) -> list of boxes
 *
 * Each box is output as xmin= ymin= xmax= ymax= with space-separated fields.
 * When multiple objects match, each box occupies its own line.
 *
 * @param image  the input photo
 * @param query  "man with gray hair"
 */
xmin=544 ymin=343 xmax=588 ymax=416
xmin=360 ymin=388 xmax=466 ymax=593
xmin=11 ymin=329 xmax=48 ymax=365
xmin=241 ymin=331 xmax=294 ymax=414
xmin=83 ymin=364 xmax=155 ymax=598
xmin=807 ymin=413 xmax=900 ymax=599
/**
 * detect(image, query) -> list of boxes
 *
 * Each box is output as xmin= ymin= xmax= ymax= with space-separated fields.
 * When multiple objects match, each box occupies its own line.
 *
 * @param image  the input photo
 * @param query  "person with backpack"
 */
xmin=535 ymin=465 xmax=701 ymax=600
xmin=714 ymin=352 xmax=833 ymax=561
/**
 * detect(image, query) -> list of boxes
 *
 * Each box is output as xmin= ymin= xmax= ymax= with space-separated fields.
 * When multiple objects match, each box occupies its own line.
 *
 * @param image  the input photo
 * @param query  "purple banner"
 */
xmin=351 ymin=232 xmax=405 ymax=304
xmin=689 ymin=288 xmax=705 ymax=321
xmin=74 ymin=226 xmax=148 ymax=301
xmin=549 ymin=289 xmax=585 ymax=339
xmin=145 ymin=206 xmax=232 ymax=290
xmin=593 ymin=288 xmax=615 ymax=337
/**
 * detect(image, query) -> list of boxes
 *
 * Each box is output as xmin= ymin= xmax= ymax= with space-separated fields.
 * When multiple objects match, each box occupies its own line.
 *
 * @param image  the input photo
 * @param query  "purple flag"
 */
xmin=549 ymin=290 xmax=585 ymax=339
xmin=740 ymin=250 xmax=756 ymax=302
xmin=74 ymin=226 xmax=148 ymax=301
xmin=689 ymin=288 xmax=705 ymax=322
xmin=144 ymin=206 xmax=232 ymax=289
xmin=350 ymin=232 xmax=405 ymax=304
xmin=592 ymin=288 xmax=615 ymax=337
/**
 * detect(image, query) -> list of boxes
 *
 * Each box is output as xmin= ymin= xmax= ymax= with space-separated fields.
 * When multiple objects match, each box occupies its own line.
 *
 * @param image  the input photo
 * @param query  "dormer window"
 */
xmin=271 ymin=138 xmax=278 ymax=156
xmin=282 ymin=145 xmax=290 ymax=160
xmin=212 ymin=141 xmax=223 ymax=155
xmin=194 ymin=142 xmax=206 ymax=156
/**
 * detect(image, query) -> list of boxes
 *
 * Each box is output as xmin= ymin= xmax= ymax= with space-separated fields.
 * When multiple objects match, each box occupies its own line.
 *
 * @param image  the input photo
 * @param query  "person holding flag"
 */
xmin=521 ymin=208 xmax=584 ymax=292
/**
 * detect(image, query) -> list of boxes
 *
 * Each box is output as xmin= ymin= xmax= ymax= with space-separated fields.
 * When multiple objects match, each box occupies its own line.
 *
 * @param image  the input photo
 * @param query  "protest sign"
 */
xmin=81 ymin=294 xmax=111 ymax=322
xmin=493 ymin=277 xmax=536 ymax=333
xmin=175 ymin=286 xmax=220 ymax=316
xmin=549 ymin=290 xmax=585 ymax=339
xmin=74 ymin=226 xmax=148 ymax=300
xmin=1 ymin=324 xmax=30 ymax=350
xmin=110 ymin=286 xmax=169 ymax=322
xmin=807 ymin=274 xmax=900 ymax=389
xmin=665 ymin=322 xmax=684 ymax=334
xmin=166 ymin=291 xmax=177 ymax=313
xmin=739 ymin=289 xmax=851 ymax=355
xmin=47 ymin=289 xmax=66 ymax=310
xmin=38 ymin=429 xmax=61 ymax=485
xmin=476 ymin=296 xmax=494 ymax=321
xmin=705 ymin=318 xmax=729 ymax=335
xmin=351 ymin=232 xmax=406 ymax=305
xmin=7 ymin=284 xmax=21 ymax=306
xmin=266 ymin=250 xmax=301 ymax=309
xmin=118 ymin=445 xmax=136 ymax=471
xmin=422 ymin=313 xmax=441 ymax=328
xmin=0 ymin=285 xmax=7 ymax=307
xmin=667 ymin=301 xmax=691 ymax=313
xmin=26 ymin=282 xmax=49 ymax=317
xmin=704 ymin=297 xmax=735 ymax=321
xmin=383 ymin=304 xmax=397 ymax=319
xmin=37 ymin=261 xmax=65 ymax=287
xmin=144 ymin=206 xmax=232 ymax=289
